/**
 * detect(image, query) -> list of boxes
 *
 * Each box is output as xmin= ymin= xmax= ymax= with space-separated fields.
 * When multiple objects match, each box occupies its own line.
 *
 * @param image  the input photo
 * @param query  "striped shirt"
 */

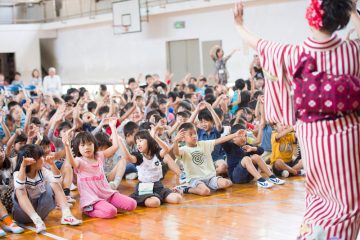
xmin=257 ymin=34 xmax=360 ymax=125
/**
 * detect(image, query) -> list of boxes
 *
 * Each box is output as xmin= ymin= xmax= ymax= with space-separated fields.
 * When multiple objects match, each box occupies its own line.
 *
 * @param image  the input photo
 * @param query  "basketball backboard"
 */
xmin=112 ymin=0 xmax=141 ymax=34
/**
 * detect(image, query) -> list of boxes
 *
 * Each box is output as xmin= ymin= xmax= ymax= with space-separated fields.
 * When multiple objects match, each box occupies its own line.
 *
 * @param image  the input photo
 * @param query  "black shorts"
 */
xmin=272 ymin=158 xmax=301 ymax=176
xmin=130 ymin=181 xmax=172 ymax=206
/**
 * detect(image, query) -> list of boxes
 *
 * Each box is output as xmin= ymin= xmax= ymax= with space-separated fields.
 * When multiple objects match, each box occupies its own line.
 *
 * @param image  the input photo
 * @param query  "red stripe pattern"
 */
xmin=257 ymin=35 xmax=360 ymax=239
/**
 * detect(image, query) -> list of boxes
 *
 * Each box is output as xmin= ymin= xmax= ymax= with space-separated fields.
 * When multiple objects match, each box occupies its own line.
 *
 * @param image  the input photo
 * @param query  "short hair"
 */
xmin=146 ymin=110 xmax=161 ymax=121
xmin=204 ymin=94 xmax=216 ymax=105
xmin=184 ymin=93 xmax=194 ymax=100
xmin=176 ymin=111 xmax=191 ymax=119
xmin=94 ymin=132 xmax=112 ymax=148
xmin=40 ymin=135 xmax=51 ymax=146
xmin=204 ymin=87 xmax=214 ymax=95
xmin=15 ymin=133 xmax=27 ymax=144
xmin=87 ymin=101 xmax=97 ymax=112
xmin=214 ymin=108 xmax=224 ymax=119
xmin=67 ymin=88 xmax=79 ymax=95
xmin=58 ymin=121 xmax=72 ymax=132
xmin=31 ymin=117 xmax=41 ymax=126
xmin=100 ymin=84 xmax=107 ymax=91
xmin=72 ymin=131 xmax=98 ymax=157
xmin=188 ymin=84 xmax=196 ymax=92
xmin=123 ymin=121 xmax=139 ymax=137
xmin=7 ymin=101 xmax=21 ymax=110
xmin=128 ymin=78 xmax=136 ymax=84
xmin=179 ymin=122 xmax=196 ymax=132
xmin=235 ymin=79 xmax=246 ymax=90
xmin=97 ymin=106 xmax=110 ymax=116
xmin=178 ymin=101 xmax=192 ymax=111
xmin=199 ymin=77 xmax=207 ymax=82
xmin=231 ymin=124 xmax=246 ymax=134
xmin=168 ymin=91 xmax=179 ymax=101
xmin=15 ymin=144 xmax=44 ymax=173
xmin=198 ymin=109 xmax=213 ymax=122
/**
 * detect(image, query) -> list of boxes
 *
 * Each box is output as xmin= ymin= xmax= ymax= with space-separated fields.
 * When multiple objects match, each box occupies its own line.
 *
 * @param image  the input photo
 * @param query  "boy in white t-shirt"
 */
xmin=173 ymin=123 xmax=242 ymax=196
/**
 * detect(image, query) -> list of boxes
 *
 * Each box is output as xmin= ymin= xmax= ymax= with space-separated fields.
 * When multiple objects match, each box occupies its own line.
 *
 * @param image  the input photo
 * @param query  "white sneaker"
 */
xmin=34 ymin=219 xmax=46 ymax=233
xmin=257 ymin=180 xmax=273 ymax=189
xmin=70 ymin=183 xmax=77 ymax=191
xmin=66 ymin=195 xmax=76 ymax=203
xmin=61 ymin=216 xmax=82 ymax=226
xmin=0 ymin=229 xmax=6 ymax=237
xmin=268 ymin=177 xmax=286 ymax=185
xmin=281 ymin=170 xmax=290 ymax=178
xmin=125 ymin=172 xmax=138 ymax=180
xmin=1 ymin=223 xmax=24 ymax=234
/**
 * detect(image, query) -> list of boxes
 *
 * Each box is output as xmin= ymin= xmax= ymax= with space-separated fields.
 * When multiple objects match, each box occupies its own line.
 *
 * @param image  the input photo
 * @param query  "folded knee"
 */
xmin=145 ymin=197 xmax=161 ymax=208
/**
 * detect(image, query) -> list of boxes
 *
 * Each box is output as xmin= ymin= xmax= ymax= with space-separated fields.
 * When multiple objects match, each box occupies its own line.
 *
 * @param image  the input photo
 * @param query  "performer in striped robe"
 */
xmin=233 ymin=1 xmax=360 ymax=239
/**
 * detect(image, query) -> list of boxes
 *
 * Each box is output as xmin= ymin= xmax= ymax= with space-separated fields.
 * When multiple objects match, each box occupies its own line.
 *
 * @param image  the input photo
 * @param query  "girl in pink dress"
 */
xmin=233 ymin=1 xmax=360 ymax=239
xmin=62 ymin=119 xmax=137 ymax=218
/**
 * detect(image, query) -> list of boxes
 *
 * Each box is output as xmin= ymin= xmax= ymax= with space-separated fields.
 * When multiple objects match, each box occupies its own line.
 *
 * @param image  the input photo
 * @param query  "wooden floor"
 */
xmin=7 ymin=174 xmax=307 ymax=240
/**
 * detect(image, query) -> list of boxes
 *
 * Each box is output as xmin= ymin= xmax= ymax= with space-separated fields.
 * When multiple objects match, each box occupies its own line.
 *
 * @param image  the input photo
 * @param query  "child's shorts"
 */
xmin=12 ymin=184 xmax=56 ymax=224
xmin=272 ymin=158 xmax=301 ymax=176
xmin=189 ymin=176 xmax=221 ymax=191
xmin=130 ymin=181 xmax=172 ymax=206
xmin=231 ymin=163 xmax=255 ymax=184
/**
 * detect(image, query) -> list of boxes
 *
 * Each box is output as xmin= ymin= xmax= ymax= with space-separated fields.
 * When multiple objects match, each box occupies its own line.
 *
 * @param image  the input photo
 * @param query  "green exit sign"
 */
xmin=174 ymin=21 xmax=185 ymax=29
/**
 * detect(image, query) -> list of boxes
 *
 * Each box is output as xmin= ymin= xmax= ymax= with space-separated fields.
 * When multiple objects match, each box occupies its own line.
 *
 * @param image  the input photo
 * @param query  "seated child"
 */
xmin=271 ymin=123 xmax=304 ymax=177
xmin=173 ymin=122 xmax=237 ymax=196
xmin=63 ymin=119 xmax=137 ymax=219
xmin=13 ymin=144 xmax=81 ymax=233
xmin=222 ymin=124 xmax=285 ymax=188
xmin=124 ymin=127 xmax=182 ymax=208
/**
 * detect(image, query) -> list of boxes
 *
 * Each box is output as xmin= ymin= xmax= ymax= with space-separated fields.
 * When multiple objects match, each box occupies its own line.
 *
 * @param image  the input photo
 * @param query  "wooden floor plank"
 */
xmin=7 ymin=175 xmax=306 ymax=240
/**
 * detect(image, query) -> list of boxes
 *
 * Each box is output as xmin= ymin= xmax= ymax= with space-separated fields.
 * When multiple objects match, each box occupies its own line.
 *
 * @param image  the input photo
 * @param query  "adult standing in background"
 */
xmin=30 ymin=69 xmax=42 ymax=89
xmin=210 ymin=45 xmax=239 ymax=85
xmin=234 ymin=1 xmax=360 ymax=239
xmin=43 ymin=67 xmax=62 ymax=96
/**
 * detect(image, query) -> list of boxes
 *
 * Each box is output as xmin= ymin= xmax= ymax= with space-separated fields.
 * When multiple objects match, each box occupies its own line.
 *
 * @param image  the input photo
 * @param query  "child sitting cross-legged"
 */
xmin=172 ymin=122 xmax=238 ymax=196
xmin=123 ymin=125 xmax=183 ymax=208
xmin=222 ymin=124 xmax=285 ymax=188
xmin=12 ymin=144 xmax=81 ymax=233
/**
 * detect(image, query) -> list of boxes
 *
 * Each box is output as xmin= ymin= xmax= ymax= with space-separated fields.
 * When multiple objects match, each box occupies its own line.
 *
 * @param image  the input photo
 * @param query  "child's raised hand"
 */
xmin=109 ymin=117 xmax=118 ymax=129
xmin=21 ymin=157 xmax=36 ymax=167
xmin=62 ymin=129 xmax=73 ymax=146
xmin=235 ymin=129 xmax=246 ymax=138
xmin=44 ymin=155 xmax=56 ymax=166
xmin=198 ymin=101 xmax=207 ymax=111
xmin=175 ymin=129 xmax=186 ymax=142
xmin=15 ymin=128 xmax=23 ymax=136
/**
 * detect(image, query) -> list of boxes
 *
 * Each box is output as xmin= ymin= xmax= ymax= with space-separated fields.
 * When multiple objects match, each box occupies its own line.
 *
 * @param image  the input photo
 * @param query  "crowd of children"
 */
xmin=0 ymin=60 xmax=306 ymax=236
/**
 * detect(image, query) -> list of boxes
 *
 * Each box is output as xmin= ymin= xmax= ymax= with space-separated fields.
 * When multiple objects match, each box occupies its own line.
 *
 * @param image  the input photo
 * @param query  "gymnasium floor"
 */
xmin=7 ymin=174 xmax=306 ymax=240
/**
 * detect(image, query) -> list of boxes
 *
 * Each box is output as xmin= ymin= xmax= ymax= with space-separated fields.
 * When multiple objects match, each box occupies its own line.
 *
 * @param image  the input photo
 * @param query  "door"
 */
xmin=167 ymin=39 xmax=200 ymax=84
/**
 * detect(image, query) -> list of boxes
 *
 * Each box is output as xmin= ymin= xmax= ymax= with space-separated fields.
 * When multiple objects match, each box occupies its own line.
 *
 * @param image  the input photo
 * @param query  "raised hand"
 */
xmin=233 ymin=2 xmax=245 ymax=27
xmin=174 ymin=129 xmax=186 ymax=142
xmin=45 ymin=155 xmax=56 ymax=166
xmin=62 ymin=129 xmax=73 ymax=146
xmin=109 ymin=117 xmax=118 ymax=129
xmin=21 ymin=157 xmax=36 ymax=167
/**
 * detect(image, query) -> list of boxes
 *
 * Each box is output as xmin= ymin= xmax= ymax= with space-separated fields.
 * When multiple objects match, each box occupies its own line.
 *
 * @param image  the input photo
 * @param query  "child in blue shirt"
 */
xmin=189 ymin=102 xmax=227 ymax=175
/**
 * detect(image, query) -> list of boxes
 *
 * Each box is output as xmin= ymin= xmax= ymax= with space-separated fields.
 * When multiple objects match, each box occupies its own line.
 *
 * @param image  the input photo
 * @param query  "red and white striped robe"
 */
xmin=257 ymin=35 xmax=360 ymax=240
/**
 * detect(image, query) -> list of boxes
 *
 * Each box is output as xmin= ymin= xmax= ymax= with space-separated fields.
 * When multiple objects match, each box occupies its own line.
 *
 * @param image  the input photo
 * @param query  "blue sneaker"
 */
xmin=268 ymin=177 xmax=286 ymax=185
xmin=257 ymin=180 xmax=273 ymax=189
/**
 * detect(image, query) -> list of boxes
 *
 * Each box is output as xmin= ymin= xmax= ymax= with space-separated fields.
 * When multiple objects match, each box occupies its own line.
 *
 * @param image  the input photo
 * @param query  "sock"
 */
xmin=61 ymin=207 xmax=73 ymax=218
xmin=269 ymin=175 xmax=276 ymax=179
xmin=1 ymin=215 xmax=13 ymax=226
xmin=113 ymin=176 xmax=122 ymax=187
xmin=257 ymin=177 xmax=266 ymax=182
xmin=63 ymin=188 xmax=70 ymax=196
xmin=30 ymin=213 xmax=42 ymax=224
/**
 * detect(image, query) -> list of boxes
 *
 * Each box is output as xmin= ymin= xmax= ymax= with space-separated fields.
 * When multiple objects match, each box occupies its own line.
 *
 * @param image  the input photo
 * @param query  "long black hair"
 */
xmin=134 ymin=130 xmax=160 ymax=157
